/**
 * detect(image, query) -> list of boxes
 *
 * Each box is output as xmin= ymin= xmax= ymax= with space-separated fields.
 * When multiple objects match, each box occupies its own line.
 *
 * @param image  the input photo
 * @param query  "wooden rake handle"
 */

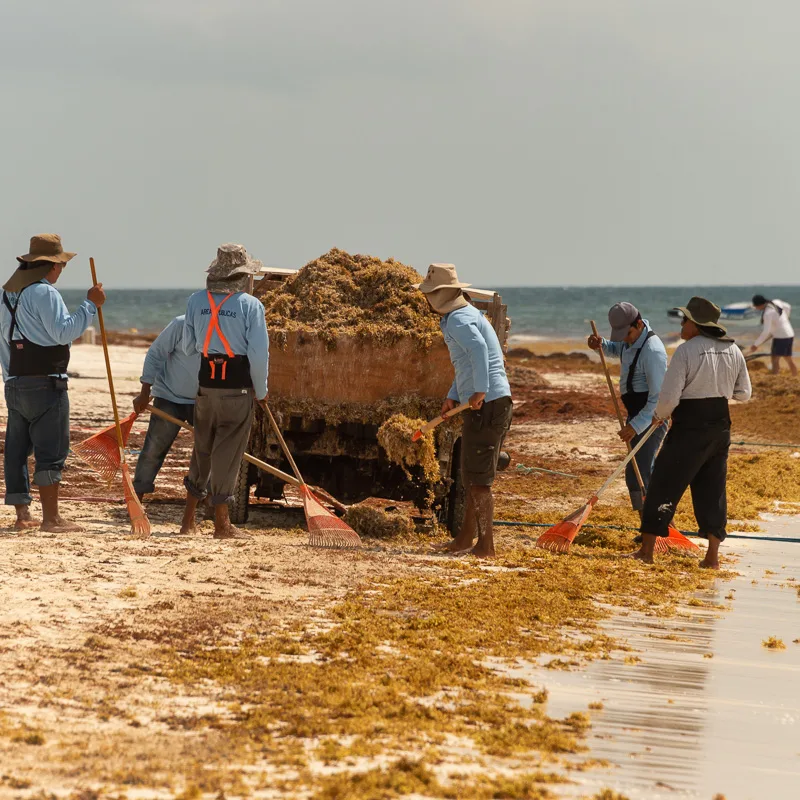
xmin=590 ymin=320 xmax=646 ymax=494
xmin=595 ymin=422 xmax=663 ymax=501
xmin=262 ymin=402 xmax=305 ymax=486
xmin=146 ymin=403 xmax=299 ymax=488
xmin=89 ymin=258 xmax=124 ymax=454
xmin=411 ymin=401 xmax=471 ymax=441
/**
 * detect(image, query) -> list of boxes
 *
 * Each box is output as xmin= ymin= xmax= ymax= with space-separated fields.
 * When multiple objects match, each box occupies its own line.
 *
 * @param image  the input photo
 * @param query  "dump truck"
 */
xmin=229 ymin=269 xmax=511 ymax=535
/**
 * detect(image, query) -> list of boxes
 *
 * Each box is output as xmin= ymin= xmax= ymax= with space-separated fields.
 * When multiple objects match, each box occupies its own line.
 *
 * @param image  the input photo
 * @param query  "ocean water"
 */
xmin=59 ymin=285 xmax=800 ymax=341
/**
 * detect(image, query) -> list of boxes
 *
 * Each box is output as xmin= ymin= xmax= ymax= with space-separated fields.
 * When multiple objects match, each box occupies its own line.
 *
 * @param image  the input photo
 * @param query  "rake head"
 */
xmin=536 ymin=500 xmax=595 ymax=554
xmin=122 ymin=462 xmax=151 ymax=538
xmin=72 ymin=412 xmax=138 ymax=483
xmin=663 ymin=526 xmax=700 ymax=553
xmin=302 ymin=486 xmax=361 ymax=548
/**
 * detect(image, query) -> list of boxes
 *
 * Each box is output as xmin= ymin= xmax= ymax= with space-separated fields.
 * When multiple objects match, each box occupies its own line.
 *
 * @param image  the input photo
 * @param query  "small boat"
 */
xmin=719 ymin=302 xmax=758 ymax=321
xmin=667 ymin=302 xmax=758 ymax=321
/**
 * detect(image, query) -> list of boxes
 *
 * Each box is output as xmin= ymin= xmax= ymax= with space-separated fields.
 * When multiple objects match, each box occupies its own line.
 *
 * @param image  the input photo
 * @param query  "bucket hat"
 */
xmin=4 ymin=234 xmax=76 ymax=293
xmin=674 ymin=296 xmax=731 ymax=340
xmin=413 ymin=263 xmax=471 ymax=294
xmin=206 ymin=243 xmax=263 ymax=282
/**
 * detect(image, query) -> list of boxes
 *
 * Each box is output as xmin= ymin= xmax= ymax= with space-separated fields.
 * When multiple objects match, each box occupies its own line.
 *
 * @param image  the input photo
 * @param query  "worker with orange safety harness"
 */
xmin=180 ymin=244 xmax=269 ymax=539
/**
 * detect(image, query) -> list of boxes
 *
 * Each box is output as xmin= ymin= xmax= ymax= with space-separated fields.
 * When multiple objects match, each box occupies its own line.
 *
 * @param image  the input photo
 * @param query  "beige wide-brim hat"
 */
xmin=413 ymin=263 xmax=471 ymax=294
xmin=206 ymin=243 xmax=264 ymax=281
xmin=4 ymin=234 xmax=76 ymax=293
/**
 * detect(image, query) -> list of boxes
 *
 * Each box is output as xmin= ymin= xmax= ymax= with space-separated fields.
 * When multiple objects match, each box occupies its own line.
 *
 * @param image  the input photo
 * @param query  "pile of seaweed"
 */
xmin=344 ymin=503 xmax=417 ymax=539
xmin=377 ymin=414 xmax=440 ymax=483
xmin=262 ymin=248 xmax=442 ymax=349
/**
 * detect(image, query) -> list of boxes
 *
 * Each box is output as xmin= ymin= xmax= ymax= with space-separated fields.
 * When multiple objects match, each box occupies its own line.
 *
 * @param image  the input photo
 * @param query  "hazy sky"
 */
xmin=2 ymin=1 xmax=799 ymax=288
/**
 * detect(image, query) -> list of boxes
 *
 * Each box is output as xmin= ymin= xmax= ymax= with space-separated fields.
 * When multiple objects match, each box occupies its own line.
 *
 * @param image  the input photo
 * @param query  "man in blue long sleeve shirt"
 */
xmin=0 ymin=234 xmax=105 ymax=532
xmin=131 ymin=315 xmax=200 ymax=499
xmin=180 ymin=244 xmax=269 ymax=539
xmin=588 ymin=302 xmax=667 ymax=513
xmin=416 ymin=264 xmax=512 ymax=558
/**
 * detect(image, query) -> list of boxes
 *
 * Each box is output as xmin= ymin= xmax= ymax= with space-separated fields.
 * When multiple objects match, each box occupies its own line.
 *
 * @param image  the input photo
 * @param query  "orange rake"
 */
xmin=89 ymin=257 xmax=150 ymax=538
xmin=411 ymin=402 xmax=470 ymax=442
xmin=262 ymin=403 xmax=361 ymax=548
xmin=537 ymin=423 xmax=662 ymax=554
xmin=590 ymin=320 xmax=697 ymax=554
xmin=72 ymin=411 xmax=139 ymax=483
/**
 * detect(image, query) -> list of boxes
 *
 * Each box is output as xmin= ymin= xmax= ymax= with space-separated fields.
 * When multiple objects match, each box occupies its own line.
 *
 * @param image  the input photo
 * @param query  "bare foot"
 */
xmin=431 ymin=537 xmax=474 ymax=554
xmin=213 ymin=524 xmax=253 ymax=540
xmin=699 ymin=558 xmax=720 ymax=570
xmin=470 ymin=542 xmax=496 ymax=559
xmin=40 ymin=517 xmax=84 ymax=533
xmin=178 ymin=522 xmax=198 ymax=536
xmin=627 ymin=548 xmax=654 ymax=564
xmin=14 ymin=518 xmax=41 ymax=531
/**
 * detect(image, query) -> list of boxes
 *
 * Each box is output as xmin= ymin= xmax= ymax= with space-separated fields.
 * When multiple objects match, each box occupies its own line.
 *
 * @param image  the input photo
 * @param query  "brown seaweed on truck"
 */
xmin=228 ymin=249 xmax=511 ymax=537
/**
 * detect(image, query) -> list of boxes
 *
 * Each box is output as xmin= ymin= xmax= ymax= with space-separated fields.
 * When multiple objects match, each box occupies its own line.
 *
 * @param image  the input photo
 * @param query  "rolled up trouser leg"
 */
xmin=25 ymin=378 xmax=70 ymax=488
xmin=641 ymin=422 xmax=727 ymax=537
xmin=134 ymin=398 xmax=192 ymax=496
xmin=688 ymin=429 xmax=730 ymax=541
xmin=185 ymin=387 xmax=254 ymax=505
xmin=4 ymin=382 xmax=33 ymax=506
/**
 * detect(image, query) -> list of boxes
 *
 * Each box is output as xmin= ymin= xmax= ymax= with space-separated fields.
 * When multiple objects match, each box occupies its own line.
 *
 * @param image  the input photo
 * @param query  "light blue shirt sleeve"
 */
xmin=628 ymin=342 xmax=668 ymax=434
xmin=600 ymin=339 xmax=624 ymax=358
xmin=141 ymin=318 xmax=181 ymax=386
xmin=447 ymin=378 xmax=460 ymax=402
xmin=37 ymin=286 xmax=96 ymax=345
xmin=245 ymin=298 xmax=269 ymax=399
xmin=448 ymin=316 xmax=490 ymax=394
xmin=183 ymin=295 xmax=198 ymax=355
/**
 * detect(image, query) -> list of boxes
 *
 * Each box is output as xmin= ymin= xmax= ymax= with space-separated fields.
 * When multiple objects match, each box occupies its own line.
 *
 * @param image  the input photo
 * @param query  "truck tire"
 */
xmin=229 ymin=458 xmax=250 ymax=524
xmin=445 ymin=442 xmax=466 ymax=538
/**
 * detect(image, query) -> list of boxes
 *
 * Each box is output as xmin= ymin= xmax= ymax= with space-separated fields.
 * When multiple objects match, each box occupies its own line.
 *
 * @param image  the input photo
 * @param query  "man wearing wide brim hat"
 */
xmin=0 ymin=234 xmax=106 ymax=532
xmin=180 ymin=243 xmax=269 ymax=539
xmin=416 ymin=263 xmax=512 ymax=559
xmin=632 ymin=296 xmax=751 ymax=569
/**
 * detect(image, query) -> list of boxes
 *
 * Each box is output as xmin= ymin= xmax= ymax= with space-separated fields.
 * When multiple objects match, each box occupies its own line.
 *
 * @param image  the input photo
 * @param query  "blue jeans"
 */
xmin=4 ymin=377 xmax=70 ymax=506
xmin=625 ymin=421 xmax=666 ymax=511
xmin=132 ymin=397 xmax=195 ymax=496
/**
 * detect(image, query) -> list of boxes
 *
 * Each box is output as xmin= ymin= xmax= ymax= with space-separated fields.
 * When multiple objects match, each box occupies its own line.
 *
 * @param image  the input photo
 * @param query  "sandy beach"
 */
xmin=0 ymin=340 xmax=798 ymax=799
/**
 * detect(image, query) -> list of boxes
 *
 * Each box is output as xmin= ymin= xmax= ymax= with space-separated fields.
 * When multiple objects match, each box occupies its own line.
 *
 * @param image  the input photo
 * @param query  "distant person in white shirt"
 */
xmin=749 ymin=294 xmax=796 ymax=376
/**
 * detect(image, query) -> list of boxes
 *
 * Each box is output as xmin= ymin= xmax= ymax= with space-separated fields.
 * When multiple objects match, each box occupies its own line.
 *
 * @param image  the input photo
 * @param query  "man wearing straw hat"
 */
xmin=180 ymin=244 xmax=268 ymax=539
xmin=633 ymin=297 xmax=751 ymax=568
xmin=416 ymin=263 xmax=512 ymax=558
xmin=588 ymin=302 xmax=667 ymax=515
xmin=0 ymin=234 xmax=106 ymax=532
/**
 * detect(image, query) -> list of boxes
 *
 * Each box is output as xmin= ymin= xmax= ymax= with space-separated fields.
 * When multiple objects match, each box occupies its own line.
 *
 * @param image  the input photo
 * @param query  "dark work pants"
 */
xmin=625 ymin=421 xmax=666 ymax=511
xmin=4 ymin=377 xmax=70 ymax=506
xmin=640 ymin=421 xmax=731 ymax=541
xmin=133 ymin=397 xmax=195 ymax=496
xmin=184 ymin=387 xmax=254 ymax=505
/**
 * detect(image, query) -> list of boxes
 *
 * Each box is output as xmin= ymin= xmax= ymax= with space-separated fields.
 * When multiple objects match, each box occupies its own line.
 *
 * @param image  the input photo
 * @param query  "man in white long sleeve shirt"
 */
xmin=633 ymin=297 xmax=751 ymax=569
xmin=749 ymin=294 xmax=796 ymax=375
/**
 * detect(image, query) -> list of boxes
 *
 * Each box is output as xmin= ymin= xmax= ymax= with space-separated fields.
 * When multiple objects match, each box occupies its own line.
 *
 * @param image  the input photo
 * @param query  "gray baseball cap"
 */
xmin=608 ymin=302 xmax=640 ymax=342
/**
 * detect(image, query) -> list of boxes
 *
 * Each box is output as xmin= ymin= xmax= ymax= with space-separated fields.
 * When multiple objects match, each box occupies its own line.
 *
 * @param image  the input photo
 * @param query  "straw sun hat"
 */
xmin=4 ymin=234 xmax=77 ymax=293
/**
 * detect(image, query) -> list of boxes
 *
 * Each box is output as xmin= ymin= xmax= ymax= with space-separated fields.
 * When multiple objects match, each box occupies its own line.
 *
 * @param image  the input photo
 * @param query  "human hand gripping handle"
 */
xmin=411 ymin=401 xmax=471 ymax=442
xmin=591 ymin=421 xmax=665 ymax=504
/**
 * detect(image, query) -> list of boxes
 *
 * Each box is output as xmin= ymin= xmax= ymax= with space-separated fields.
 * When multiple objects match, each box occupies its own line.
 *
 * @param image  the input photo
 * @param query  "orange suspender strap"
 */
xmin=202 ymin=291 xmax=235 ymax=380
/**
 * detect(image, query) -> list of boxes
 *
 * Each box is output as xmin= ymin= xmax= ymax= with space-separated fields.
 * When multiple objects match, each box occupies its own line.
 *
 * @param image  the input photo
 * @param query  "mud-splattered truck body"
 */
xmin=230 ymin=269 xmax=510 ymax=534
